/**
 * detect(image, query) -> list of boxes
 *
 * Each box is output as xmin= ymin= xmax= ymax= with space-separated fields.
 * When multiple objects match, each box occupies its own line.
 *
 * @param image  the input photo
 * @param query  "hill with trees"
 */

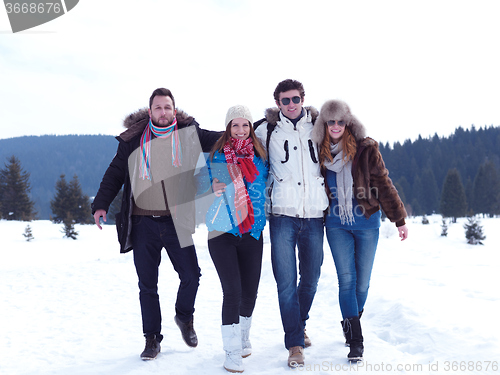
xmin=379 ymin=125 xmax=500 ymax=217
xmin=0 ymin=135 xmax=117 ymax=219
xmin=0 ymin=126 xmax=499 ymax=221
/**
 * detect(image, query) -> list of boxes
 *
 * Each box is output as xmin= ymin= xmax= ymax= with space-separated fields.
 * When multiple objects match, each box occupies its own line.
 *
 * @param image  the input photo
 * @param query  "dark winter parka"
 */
xmin=91 ymin=108 xmax=221 ymax=253
xmin=312 ymin=100 xmax=407 ymax=227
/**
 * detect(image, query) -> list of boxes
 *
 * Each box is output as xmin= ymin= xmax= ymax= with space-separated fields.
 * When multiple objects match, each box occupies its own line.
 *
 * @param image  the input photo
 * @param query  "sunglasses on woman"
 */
xmin=280 ymin=96 xmax=301 ymax=106
xmin=327 ymin=120 xmax=346 ymax=127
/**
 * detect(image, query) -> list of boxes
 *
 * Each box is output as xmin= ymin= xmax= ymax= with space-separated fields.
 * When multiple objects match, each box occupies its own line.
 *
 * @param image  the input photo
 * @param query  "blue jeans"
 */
xmin=325 ymin=227 xmax=379 ymax=319
xmin=131 ymin=215 xmax=201 ymax=341
xmin=269 ymin=215 xmax=324 ymax=349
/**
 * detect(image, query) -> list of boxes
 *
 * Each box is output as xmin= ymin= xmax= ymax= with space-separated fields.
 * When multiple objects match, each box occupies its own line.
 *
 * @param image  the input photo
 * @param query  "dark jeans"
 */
xmin=208 ymin=232 xmax=263 ymax=325
xmin=131 ymin=215 xmax=201 ymax=342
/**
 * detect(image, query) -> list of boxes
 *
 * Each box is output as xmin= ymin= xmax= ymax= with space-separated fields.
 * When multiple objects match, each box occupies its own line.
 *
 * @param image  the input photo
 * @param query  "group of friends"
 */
xmin=92 ymin=79 xmax=409 ymax=372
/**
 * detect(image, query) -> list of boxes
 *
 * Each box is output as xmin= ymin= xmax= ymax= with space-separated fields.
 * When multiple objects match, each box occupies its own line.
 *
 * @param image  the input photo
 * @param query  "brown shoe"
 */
xmin=304 ymin=329 xmax=311 ymax=347
xmin=174 ymin=315 xmax=198 ymax=348
xmin=288 ymin=346 xmax=304 ymax=368
xmin=140 ymin=334 xmax=161 ymax=360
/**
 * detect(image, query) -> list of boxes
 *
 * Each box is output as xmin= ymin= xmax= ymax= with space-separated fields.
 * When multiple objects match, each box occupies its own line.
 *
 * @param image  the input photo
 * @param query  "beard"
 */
xmin=151 ymin=116 xmax=174 ymax=128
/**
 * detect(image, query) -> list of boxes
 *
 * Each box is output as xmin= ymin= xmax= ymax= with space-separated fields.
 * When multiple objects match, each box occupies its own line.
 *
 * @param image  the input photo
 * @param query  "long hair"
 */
xmin=319 ymin=124 xmax=357 ymax=167
xmin=210 ymin=120 xmax=267 ymax=161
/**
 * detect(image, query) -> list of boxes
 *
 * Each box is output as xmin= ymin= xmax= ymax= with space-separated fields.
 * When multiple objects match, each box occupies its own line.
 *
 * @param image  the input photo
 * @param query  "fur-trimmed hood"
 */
xmin=263 ymin=106 xmax=319 ymax=125
xmin=119 ymin=108 xmax=194 ymax=142
xmin=311 ymin=100 xmax=366 ymax=144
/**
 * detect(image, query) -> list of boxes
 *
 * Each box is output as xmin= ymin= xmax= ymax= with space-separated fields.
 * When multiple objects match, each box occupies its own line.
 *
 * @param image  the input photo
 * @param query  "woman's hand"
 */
xmin=398 ymin=224 xmax=409 ymax=241
xmin=212 ymin=178 xmax=226 ymax=197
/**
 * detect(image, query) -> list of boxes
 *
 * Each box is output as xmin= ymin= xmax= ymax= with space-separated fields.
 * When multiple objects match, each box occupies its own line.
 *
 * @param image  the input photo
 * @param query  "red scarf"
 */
xmin=223 ymin=138 xmax=259 ymax=234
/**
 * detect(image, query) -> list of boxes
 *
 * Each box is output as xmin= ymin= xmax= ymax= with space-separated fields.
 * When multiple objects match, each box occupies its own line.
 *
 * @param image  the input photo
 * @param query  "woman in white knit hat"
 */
xmin=197 ymin=105 xmax=268 ymax=373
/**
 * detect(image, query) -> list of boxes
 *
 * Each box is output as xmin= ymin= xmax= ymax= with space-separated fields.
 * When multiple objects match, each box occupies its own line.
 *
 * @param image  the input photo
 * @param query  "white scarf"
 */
xmin=323 ymin=142 xmax=355 ymax=225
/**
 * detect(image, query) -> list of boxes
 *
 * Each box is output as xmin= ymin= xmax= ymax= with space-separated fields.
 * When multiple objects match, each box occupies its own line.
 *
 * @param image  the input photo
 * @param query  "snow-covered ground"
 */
xmin=1 ymin=215 xmax=499 ymax=375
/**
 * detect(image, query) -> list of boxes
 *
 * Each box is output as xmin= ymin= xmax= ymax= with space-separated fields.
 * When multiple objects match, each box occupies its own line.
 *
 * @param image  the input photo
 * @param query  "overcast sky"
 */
xmin=1 ymin=0 xmax=499 ymax=146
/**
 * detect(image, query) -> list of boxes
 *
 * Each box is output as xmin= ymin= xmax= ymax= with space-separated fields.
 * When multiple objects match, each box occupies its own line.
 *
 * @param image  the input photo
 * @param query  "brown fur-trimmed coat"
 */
xmin=312 ymin=100 xmax=407 ymax=227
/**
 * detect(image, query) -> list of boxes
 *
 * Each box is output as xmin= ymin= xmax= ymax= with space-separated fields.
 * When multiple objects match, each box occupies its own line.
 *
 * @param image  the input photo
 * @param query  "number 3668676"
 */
xmin=5 ymin=3 xmax=62 ymax=14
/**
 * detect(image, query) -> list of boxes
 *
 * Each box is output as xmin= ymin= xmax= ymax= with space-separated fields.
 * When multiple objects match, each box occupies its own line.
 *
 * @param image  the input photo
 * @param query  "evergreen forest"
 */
xmin=0 ymin=125 xmax=499 ymax=221
xmin=379 ymin=125 xmax=500 ymax=216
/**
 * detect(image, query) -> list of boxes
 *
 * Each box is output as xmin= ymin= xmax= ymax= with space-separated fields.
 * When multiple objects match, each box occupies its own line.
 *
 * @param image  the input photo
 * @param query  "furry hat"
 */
xmin=225 ymin=105 xmax=253 ymax=127
xmin=312 ymin=100 xmax=366 ymax=144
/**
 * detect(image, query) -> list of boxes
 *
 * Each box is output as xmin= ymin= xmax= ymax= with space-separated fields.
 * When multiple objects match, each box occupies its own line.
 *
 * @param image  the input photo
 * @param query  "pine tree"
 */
xmin=421 ymin=168 xmax=439 ymax=214
xmin=51 ymin=174 xmax=70 ymax=223
xmin=0 ymin=155 xmax=35 ymax=221
xmin=23 ymin=224 xmax=34 ymax=241
xmin=412 ymin=175 xmax=425 ymax=216
xmin=464 ymin=216 xmax=486 ymax=245
xmin=472 ymin=161 xmax=500 ymax=217
xmin=61 ymin=213 xmax=78 ymax=240
xmin=51 ymin=174 xmax=92 ymax=224
xmin=67 ymin=174 xmax=92 ymax=224
xmin=440 ymin=168 xmax=467 ymax=223
xmin=441 ymin=218 xmax=448 ymax=237
xmin=107 ymin=188 xmax=123 ymax=224
xmin=393 ymin=181 xmax=406 ymax=205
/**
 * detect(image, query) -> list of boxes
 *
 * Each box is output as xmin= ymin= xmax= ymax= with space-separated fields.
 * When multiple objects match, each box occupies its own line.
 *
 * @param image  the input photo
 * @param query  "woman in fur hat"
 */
xmin=197 ymin=105 xmax=268 ymax=373
xmin=312 ymin=100 xmax=408 ymax=362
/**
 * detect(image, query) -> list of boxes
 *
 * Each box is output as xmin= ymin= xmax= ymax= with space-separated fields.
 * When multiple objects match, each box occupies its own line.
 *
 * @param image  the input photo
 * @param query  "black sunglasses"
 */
xmin=327 ymin=120 xmax=346 ymax=127
xmin=280 ymin=96 xmax=301 ymax=106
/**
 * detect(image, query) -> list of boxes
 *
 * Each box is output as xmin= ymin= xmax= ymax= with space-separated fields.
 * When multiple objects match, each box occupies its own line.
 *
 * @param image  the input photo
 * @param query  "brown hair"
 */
xmin=273 ymin=79 xmax=305 ymax=102
xmin=210 ymin=120 xmax=267 ymax=161
xmin=149 ymin=88 xmax=175 ymax=109
xmin=319 ymin=124 xmax=357 ymax=166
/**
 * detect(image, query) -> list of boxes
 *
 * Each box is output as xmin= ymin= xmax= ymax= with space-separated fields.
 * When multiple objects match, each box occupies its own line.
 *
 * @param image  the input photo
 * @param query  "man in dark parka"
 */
xmin=92 ymin=88 xmax=220 ymax=360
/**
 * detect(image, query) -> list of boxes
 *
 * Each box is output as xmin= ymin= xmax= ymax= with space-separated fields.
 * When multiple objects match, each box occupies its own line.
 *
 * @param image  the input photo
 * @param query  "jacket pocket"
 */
xmin=281 ymin=140 xmax=289 ymax=164
xmin=115 ymin=211 xmax=126 ymax=244
xmin=308 ymin=139 xmax=318 ymax=163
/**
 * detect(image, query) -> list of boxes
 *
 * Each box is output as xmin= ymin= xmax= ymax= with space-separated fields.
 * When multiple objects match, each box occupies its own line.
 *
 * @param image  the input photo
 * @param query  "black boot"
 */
xmin=140 ymin=334 xmax=161 ymax=360
xmin=341 ymin=310 xmax=363 ymax=347
xmin=175 ymin=315 xmax=198 ymax=347
xmin=344 ymin=316 xmax=363 ymax=362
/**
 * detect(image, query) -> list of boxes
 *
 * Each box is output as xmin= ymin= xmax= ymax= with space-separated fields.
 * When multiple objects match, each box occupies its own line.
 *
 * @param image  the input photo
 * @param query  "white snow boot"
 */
xmin=221 ymin=324 xmax=244 ymax=373
xmin=240 ymin=315 xmax=252 ymax=358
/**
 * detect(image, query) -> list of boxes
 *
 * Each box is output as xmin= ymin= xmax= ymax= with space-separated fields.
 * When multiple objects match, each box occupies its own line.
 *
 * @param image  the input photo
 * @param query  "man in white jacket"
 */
xmin=254 ymin=79 xmax=329 ymax=367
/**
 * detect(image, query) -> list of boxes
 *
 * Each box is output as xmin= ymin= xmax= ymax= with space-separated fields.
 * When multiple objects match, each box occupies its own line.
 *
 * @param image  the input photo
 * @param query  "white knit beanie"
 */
xmin=225 ymin=105 xmax=253 ymax=127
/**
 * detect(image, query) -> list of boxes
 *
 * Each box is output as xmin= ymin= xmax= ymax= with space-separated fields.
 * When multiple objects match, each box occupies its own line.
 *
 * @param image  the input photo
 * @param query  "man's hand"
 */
xmin=212 ymin=178 xmax=226 ymax=197
xmin=94 ymin=209 xmax=107 ymax=230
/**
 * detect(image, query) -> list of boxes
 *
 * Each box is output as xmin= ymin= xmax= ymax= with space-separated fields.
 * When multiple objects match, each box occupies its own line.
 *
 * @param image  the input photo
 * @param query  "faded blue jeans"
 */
xmin=269 ymin=215 xmax=324 ymax=349
xmin=325 ymin=227 xmax=379 ymax=319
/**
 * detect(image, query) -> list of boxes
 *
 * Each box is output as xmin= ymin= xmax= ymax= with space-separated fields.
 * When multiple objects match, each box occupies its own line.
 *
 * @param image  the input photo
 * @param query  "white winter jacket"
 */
xmin=255 ymin=107 xmax=328 ymax=218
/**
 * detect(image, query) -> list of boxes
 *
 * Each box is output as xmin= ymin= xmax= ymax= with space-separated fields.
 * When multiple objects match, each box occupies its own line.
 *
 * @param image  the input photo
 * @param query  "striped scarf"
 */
xmin=140 ymin=118 xmax=181 ymax=180
xmin=223 ymin=137 xmax=258 ymax=234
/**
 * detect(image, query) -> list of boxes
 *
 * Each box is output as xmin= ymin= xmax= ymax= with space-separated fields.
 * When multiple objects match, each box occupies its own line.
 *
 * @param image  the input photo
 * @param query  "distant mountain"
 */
xmin=0 ymin=135 xmax=117 ymax=219
xmin=1 ymin=125 xmax=499 ymax=220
